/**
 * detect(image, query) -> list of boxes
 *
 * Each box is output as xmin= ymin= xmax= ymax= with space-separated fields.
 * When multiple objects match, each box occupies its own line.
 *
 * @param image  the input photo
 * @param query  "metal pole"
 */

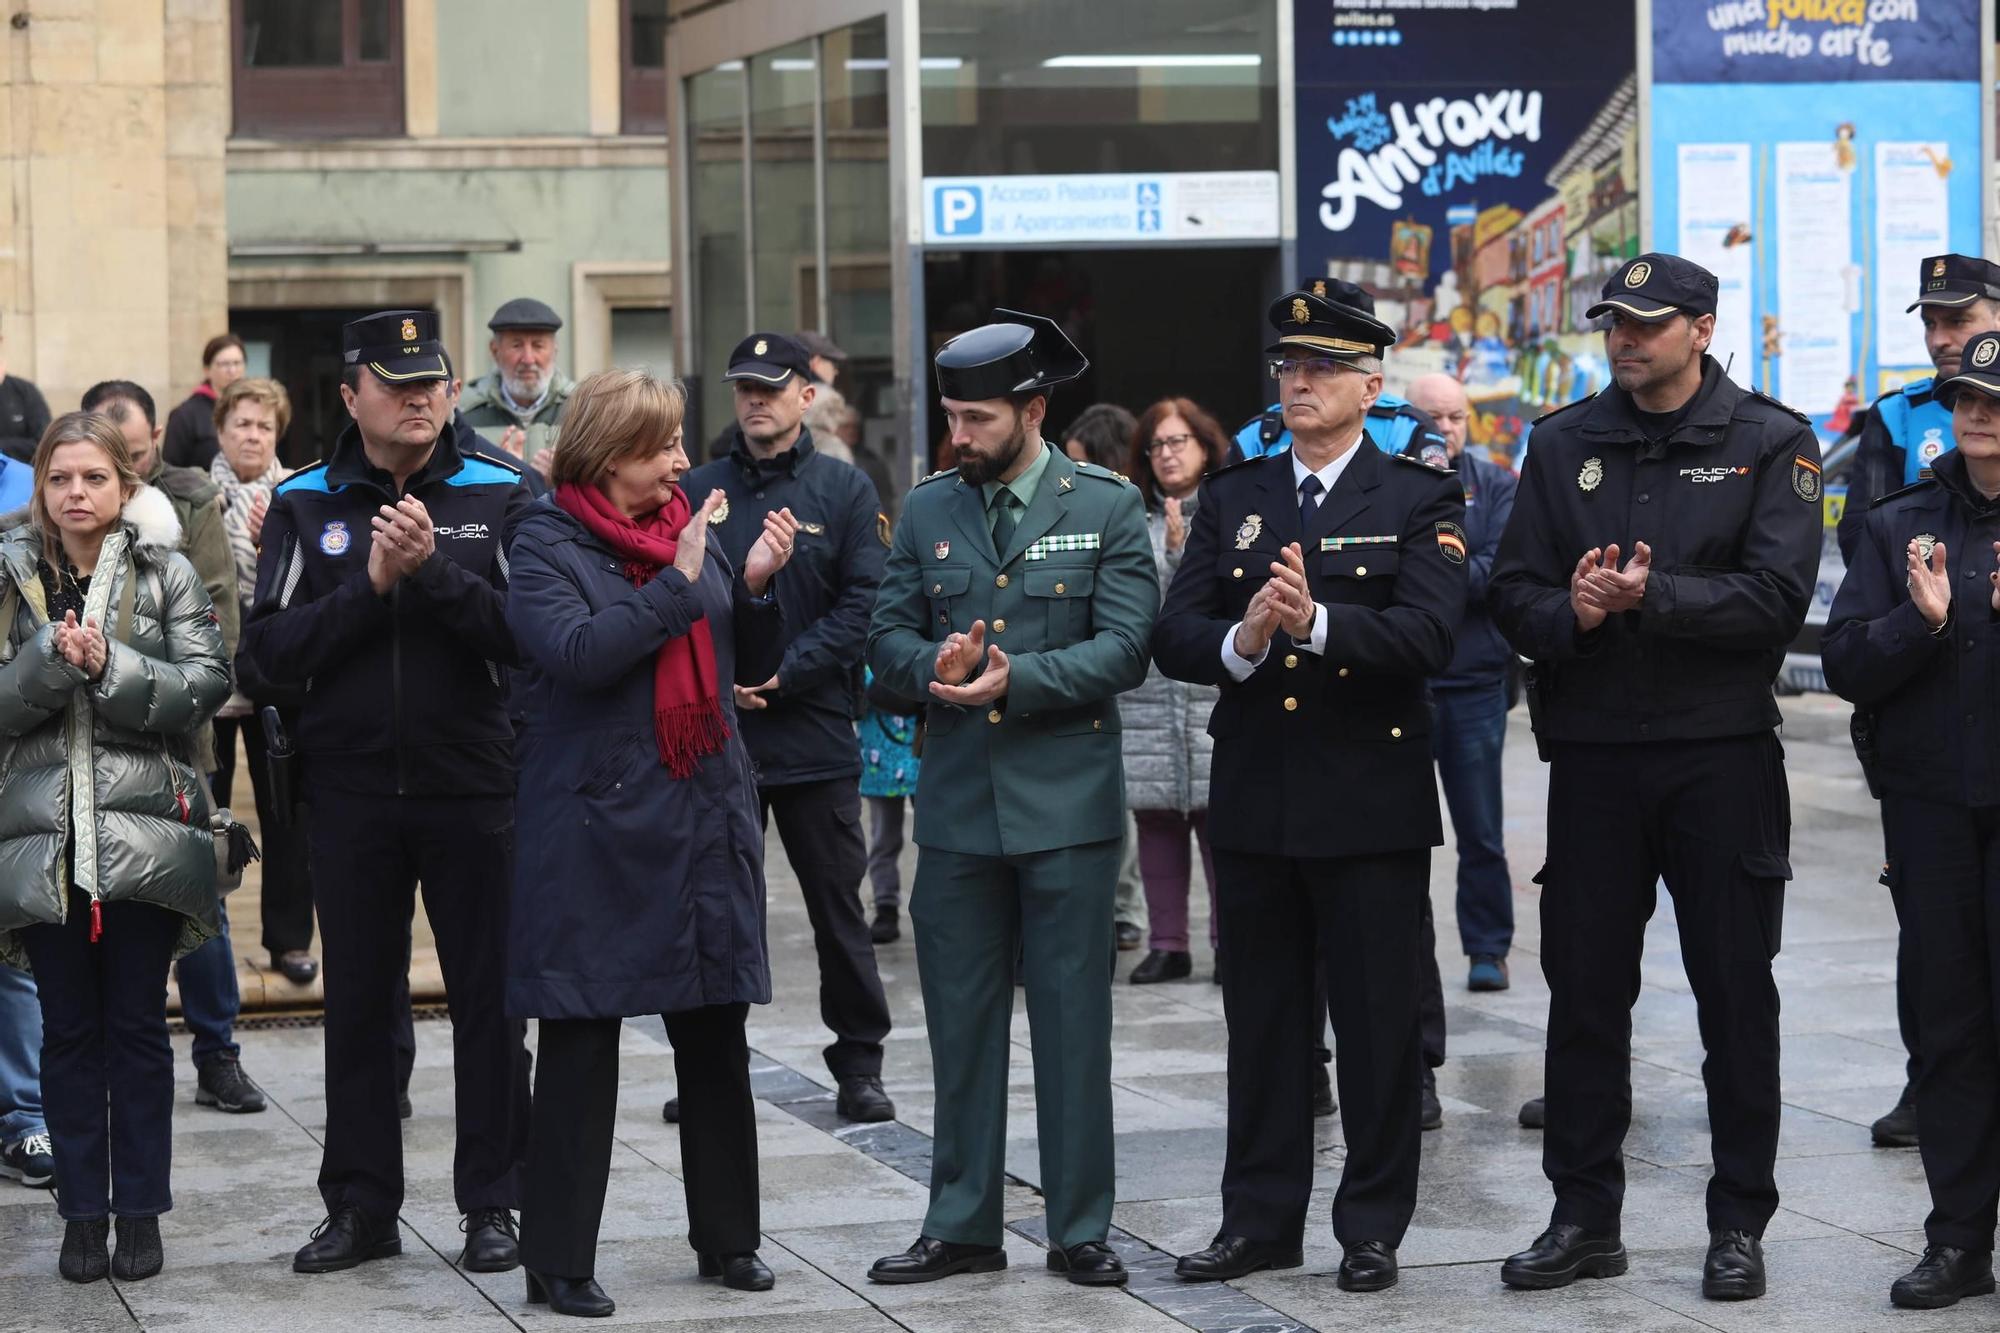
xmin=813 ymin=30 xmax=832 ymax=335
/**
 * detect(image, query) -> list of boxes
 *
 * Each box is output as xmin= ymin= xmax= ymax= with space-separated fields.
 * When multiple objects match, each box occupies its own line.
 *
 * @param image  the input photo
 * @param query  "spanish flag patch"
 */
xmin=1435 ymin=521 xmax=1467 ymax=564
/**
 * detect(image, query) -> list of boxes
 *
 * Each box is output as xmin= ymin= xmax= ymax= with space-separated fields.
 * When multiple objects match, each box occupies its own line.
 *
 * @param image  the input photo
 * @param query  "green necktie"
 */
xmin=990 ymin=491 xmax=1019 ymax=552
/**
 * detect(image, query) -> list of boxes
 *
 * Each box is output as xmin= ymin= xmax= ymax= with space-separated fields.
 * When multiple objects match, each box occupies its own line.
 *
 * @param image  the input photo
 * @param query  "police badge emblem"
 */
xmin=753 ymin=339 xmax=768 ymax=356
xmin=399 ymin=317 xmax=418 ymax=343
xmin=1311 ymin=280 xmax=1327 ymax=298
xmin=319 ymin=520 xmax=351 ymax=555
xmin=1975 ymin=337 xmax=1999 ymax=370
xmin=1625 ymin=261 xmax=1651 ymax=288
xmin=1934 ymin=257 xmax=1949 ymax=278
xmin=1915 ymin=532 xmax=1939 ymax=562
xmin=1291 ymin=298 xmax=1310 ymax=325
xmin=1234 ymin=514 xmax=1264 ymax=550
xmin=708 ymin=496 xmax=730 ymax=525
xmin=1578 ymin=457 xmax=1604 ymax=492
xmin=934 ymin=541 xmax=951 ymax=560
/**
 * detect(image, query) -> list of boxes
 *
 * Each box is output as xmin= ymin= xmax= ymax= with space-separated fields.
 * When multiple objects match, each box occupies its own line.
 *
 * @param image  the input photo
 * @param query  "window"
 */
xmin=622 ymin=0 xmax=669 ymax=135
xmin=233 ymin=0 xmax=404 ymax=139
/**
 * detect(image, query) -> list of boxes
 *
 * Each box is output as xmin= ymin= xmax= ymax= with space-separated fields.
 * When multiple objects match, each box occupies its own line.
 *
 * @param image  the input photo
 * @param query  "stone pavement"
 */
xmin=0 ymin=694 xmax=1979 ymax=1331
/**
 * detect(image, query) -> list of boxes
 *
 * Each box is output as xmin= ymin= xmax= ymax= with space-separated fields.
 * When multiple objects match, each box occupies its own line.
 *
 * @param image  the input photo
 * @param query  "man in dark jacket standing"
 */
xmin=241 ymin=311 xmax=534 ymax=1279
xmin=1489 ymin=254 xmax=1821 ymax=1302
xmin=682 ymin=333 xmax=895 ymax=1123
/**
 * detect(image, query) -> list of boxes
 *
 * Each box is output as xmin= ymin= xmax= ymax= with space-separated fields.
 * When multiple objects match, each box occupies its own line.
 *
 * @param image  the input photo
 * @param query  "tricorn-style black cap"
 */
xmin=1935 ymin=330 xmax=2000 ymax=405
xmin=343 ymin=310 xmax=450 ymax=383
xmin=487 ymin=297 xmax=563 ymax=332
xmin=934 ymin=309 xmax=1088 ymax=402
xmin=1265 ymin=284 xmax=1397 ymax=359
xmin=723 ymin=333 xmax=812 ymax=386
xmin=1585 ymin=252 xmax=1718 ymax=323
xmin=1908 ymin=253 xmax=2000 ymax=312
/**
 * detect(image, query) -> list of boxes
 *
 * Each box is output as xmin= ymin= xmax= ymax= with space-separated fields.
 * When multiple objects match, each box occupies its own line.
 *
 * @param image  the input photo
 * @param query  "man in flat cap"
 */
xmin=242 ymin=310 xmax=534 ymax=1280
xmin=459 ymin=297 xmax=575 ymax=479
xmin=1153 ymin=283 xmax=1465 ymax=1293
xmin=866 ymin=310 xmax=1157 ymax=1289
xmin=1489 ymin=253 xmax=1820 ymax=1301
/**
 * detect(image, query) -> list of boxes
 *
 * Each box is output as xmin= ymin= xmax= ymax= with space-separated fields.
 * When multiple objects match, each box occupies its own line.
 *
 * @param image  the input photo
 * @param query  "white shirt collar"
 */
xmin=1290 ymin=431 xmax=1368 ymax=501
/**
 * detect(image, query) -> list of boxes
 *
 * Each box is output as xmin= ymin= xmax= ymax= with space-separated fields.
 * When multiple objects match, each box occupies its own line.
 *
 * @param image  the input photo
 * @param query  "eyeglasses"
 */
xmin=1268 ymin=357 xmax=1364 ymax=381
xmin=1147 ymin=433 xmax=1197 ymax=454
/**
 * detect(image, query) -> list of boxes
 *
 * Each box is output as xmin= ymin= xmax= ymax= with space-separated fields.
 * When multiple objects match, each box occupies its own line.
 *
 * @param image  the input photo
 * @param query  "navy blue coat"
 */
xmin=502 ymin=497 xmax=786 ymax=1020
xmin=1401 ymin=443 xmax=1518 ymax=688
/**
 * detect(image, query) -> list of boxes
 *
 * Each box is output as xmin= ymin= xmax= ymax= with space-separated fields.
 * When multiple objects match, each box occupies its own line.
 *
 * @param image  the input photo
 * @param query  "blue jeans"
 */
xmin=0 ymin=965 xmax=45 ymax=1143
xmin=173 ymin=896 xmax=240 ymax=1066
xmin=1431 ymin=681 xmax=1515 ymax=958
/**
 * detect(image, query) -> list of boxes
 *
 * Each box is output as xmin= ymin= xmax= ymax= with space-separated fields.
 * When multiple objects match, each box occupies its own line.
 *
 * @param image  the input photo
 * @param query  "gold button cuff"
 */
xmin=1283 ymin=697 xmax=1298 ymax=711
xmin=995 ymin=574 xmax=1009 ymax=588
xmin=987 ymin=709 xmax=1003 ymax=724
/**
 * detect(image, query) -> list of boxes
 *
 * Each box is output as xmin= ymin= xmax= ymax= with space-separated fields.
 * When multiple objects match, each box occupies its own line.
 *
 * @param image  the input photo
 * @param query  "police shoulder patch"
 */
xmin=1434 ymin=520 xmax=1468 ymax=564
xmin=1750 ymin=388 xmax=1812 ymax=425
xmin=1791 ymin=453 xmax=1823 ymax=504
xmin=1389 ymin=450 xmax=1463 ymax=485
xmin=1533 ymin=392 xmax=1597 ymax=426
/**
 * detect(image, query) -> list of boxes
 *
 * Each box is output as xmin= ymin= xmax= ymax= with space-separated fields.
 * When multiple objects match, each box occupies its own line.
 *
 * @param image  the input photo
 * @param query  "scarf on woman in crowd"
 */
xmin=210 ymin=452 xmax=286 ymax=610
xmin=554 ymin=480 xmax=728 ymax=778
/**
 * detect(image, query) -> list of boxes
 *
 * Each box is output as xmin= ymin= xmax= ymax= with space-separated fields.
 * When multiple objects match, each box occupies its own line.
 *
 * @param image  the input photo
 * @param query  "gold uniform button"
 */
xmin=993 ymin=619 xmax=1006 ymax=633
xmin=1092 ymin=719 xmax=1102 ymax=731
xmin=1054 ymin=582 xmax=1065 ymax=595
xmin=987 ymin=709 xmax=1003 ymax=724
xmin=1355 ymin=565 xmax=1368 ymax=577
xmin=1283 ymin=697 xmax=1298 ymax=711
xmin=1390 ymin=726 xmax=1403 ymax=739
xmin=931 ymin=583 xmax=942 ymax=595
xmin=1232 ymin=567 xmax=1244 ymax=579
xmin=1338 ymin=667 xmax=1350 ymax=678
xmin=1284 ymin=654 xmax=1299 ymax=669
xmin=995 ymin=574 xmax=1009 ymax=588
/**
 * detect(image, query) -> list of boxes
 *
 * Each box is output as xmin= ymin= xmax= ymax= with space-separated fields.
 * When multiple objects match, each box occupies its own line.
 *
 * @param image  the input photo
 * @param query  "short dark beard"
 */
xmin=955 ymin=412 xmax=1033 ymax=486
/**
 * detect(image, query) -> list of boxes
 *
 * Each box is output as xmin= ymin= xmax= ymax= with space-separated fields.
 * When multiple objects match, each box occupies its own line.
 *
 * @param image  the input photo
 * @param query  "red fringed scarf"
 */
xmin=554 ymin=481 xmax=729 ymax=778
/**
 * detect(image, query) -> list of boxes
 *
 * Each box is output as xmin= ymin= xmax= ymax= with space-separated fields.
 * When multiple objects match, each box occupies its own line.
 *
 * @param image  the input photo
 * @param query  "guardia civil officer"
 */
xmin=865 ymin=311 xmax=1157 ymax=1288
xmin=240 ymin=311 xmax=534 ymax=1277
xmin=1823 ymin=329 xmax=2000 ymax=1311
xmin=1154 ymin=285 xmax=1465 ymax=1293
xmin=1488 ymin=254 xmax=1821 ymax=1301
xmin=1834 ymin=253 xmax=2000 ymax=1151
xmin=681 ymin=333 xmax=894 ymax=1123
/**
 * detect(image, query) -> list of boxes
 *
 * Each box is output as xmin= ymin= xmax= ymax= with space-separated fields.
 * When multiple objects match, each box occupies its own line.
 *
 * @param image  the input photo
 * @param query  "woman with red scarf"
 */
xmin=504 ymin=369 xmax=796 ymax=1318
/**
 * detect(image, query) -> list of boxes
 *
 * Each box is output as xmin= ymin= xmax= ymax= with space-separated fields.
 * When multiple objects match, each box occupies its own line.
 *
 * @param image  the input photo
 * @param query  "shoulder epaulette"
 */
xmin=1748 ymin=388 xmax=1812 ymax=424
xmin=1387 ymin=450 xmax=1460 ymax=482
xmin=1072 ymin=460 xmax=1133 ymax=487
xmin=1869 ymin=477 xmax=1938 ymax=508
xmin=1533 ymin=392 xmax=1596 ymax=425
xmin=914 ymin=467 xmax=957 ymax=487
xmin=469 ymin=449 xmax=524 ymax=476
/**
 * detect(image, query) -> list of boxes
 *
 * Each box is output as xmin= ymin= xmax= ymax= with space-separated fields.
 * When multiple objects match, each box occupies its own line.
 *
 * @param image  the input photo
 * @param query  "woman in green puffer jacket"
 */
xmin=0 ymin=412 xmax=229 ymax=1286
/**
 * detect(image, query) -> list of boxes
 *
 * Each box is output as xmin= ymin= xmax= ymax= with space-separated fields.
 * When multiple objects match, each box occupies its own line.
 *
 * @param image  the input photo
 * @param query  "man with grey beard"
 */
xmin=458 ymin=298 xmax=574 ymax=481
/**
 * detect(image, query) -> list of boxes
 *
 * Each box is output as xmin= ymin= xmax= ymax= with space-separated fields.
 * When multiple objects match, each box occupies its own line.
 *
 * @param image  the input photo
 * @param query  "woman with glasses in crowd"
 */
xmin=505 ymin=368 xmax=796 ymax=1317
xmin=0 ymin=412 xmax=229 ymax=1283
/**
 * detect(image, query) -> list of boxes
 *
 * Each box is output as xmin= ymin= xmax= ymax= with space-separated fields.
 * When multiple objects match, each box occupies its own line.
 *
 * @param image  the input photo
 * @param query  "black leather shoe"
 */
xmin=1420 ymin=1067 xmax=1443 ymax=1131
xmin=699 ymin=1251 xmax=775 ymax=1291
xmin=1175 ymin=1233 xmax=1305 ymax=1282
xmin=1129 ymin=949 xmax=1191 ymax=984
xmin=662 ymin=1096 xmax=680 ymax=1123
xmin=525 ymin=1269 xmax=615 ymax=1317
xmin=398 ymin=1089 xmax=413 ymax=1120
xmin=1312 ymin=1063 xmax=1336 ymax=1118
xmin=871 ymin=907 xmax=901 ymax=944
xmin=110 ymin=1215 xmax=163 ymax=1282
xmin=837 ymin=1074 xmax=895 ymax=1123
xmin=294 ymin=1206 xmax=401 ymax=1273
xmin=1116 ymin=921 xmax=1143 ymax=952
xmin=1499 ymin=1224 xmax=1628 ymax=1289
xmin=272 ymin=950 xmax=319 ymax=986
xmin=1047 ymin=1240 xmax=1127 ymax=1286
xmin=460 ymin=1208 xmax=519 ymax=1273
xmin=59 ymin=1218 xmax=109 ymax=1284
xmin=868 ymin=1236 xmax=1007 ymax=1284
xmin=1701 ymin=1229 xmax=1764 ymax=1300
xmin=1518 ymin=1096 xmax=1545 ymax=1129
xmin=1872 ymin=1087 xmax=1919 ymax=1147
xmin=1338 ymin=1240 xmax=1398 ymax=1292
xmin=1892 ymin=1245 xmax=1996 ymax=1309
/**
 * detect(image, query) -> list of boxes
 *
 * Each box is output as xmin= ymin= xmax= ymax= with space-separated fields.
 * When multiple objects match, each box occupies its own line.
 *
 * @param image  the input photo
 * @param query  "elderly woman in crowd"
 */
xmin=505 ymin=368 xmax=796 ymax=1317
xmin=163 ymin=333 xmax=246 ymax=470
xmin=0 ymin=412 xmax=229 ymax=1283
xmin=206 ymin=377 xmax=316 ymax=986
xmin=1120 ymin=398 xmax=1231 ymax=984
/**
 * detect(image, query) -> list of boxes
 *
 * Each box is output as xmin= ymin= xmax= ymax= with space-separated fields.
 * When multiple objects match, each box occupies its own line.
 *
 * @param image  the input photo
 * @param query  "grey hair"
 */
xmin=1352 ymin=354 xmax=1383 ymax=375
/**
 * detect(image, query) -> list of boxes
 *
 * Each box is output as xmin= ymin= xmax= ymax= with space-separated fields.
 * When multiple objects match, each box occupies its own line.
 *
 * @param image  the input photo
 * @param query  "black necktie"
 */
xmin=1298 ymin=473 xmax=1323 ymax=533
xmin=991 ymin=491 xmax=1018 ymax=553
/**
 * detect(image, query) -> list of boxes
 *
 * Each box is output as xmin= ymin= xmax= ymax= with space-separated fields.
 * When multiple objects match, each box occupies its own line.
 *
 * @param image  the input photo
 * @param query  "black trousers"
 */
xmin=520 ymin=1006 xmax=759 ymax=1277
xmin=1214 ymin=847 xmax=1429 ymax=1249
xmin=1541 ymin=737 xmax=1787 ymax=1237
xmin=1315 ymin=894 xmax=1446 ymax=1071
xmin=1881 ymin=796 xmax=2000 ymax=1250
xmin=212 ymin=710 xmax=314 ymax=956
xmin=1884 ymin=829 xmax=1924 ymax=1091
xmin=758 ymin=777 xmax=891 ymax=1079
xmin=306 ymin=789 xmax=529 ymax=1219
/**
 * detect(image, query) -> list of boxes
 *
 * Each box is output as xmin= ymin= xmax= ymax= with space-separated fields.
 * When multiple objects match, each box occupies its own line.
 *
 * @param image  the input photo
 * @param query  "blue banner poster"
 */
xmin=1294 ymin=0 xmax=1637 ymax=464
xmin=1650 ymin=0 xmax=1985 ymax=434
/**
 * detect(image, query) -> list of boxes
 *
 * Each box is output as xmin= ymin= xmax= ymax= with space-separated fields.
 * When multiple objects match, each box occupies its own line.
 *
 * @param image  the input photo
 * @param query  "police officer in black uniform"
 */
xmin=1489 ymin=255 xmax=1821 ymax=1302
xmin=1824 ymin=329 xmax=2000 ymax=1311
xmin=681 ymin=333 xmax=895 ymax=1123
xmin=241 ymin=311 xmax=534 ymax=1277
xmin=1154 ymin=284 xmax=1465 ymax=1293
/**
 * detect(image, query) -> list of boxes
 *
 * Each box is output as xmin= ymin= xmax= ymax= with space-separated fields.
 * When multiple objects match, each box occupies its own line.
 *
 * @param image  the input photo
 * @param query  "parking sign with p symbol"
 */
xmin=933 ymin=184 xmax=983 ymax=237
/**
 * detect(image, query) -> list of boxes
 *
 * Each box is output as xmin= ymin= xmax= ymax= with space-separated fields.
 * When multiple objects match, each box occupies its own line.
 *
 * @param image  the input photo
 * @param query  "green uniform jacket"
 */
xmin=868 ymin=444 xmax=1158 ymax=857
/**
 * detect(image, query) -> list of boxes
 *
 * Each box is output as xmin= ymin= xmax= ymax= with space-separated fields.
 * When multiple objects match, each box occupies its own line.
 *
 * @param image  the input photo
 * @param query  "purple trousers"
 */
xmin=1136 ymin=810 xmax=1218 ymax=953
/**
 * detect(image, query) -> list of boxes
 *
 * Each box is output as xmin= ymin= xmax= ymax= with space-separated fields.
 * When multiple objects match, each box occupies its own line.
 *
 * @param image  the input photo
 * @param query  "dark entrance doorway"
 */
xmin=920 ymin=246 xmax=1278 ymax=472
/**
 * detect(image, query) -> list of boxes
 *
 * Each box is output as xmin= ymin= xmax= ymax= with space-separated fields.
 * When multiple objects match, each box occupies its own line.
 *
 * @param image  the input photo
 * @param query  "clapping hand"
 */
xmin=369 ymin=495 xmax=436 ymax=593
xmin=1908 ymin=538 xmax=1952 ymax=629
xmin=1232 ymin=580 xmax=1286 ymax=661
xmin=673 ymin=490 xmax=728 ymax=584
xmin=1164 ymin=496 xmax=1186 ymax=553
xmin=743 ymin=507 xmax=800 ymax=596
xmin=1268 ymin=543 xmax=1318 ymax=640
xmin=1577 ymin=541 xmax=1651 ymax=615
xmin=247 ymin=491 xmax=270 ymax=547
xmin=733 ymin=673 xmax=780 ymax=711
xmin=930 ymin=619 xmax=1010 ymax=706
xmin=497 ymin=425 xmax=528 ymax=459
xmin=54 ymin=610 xmax=106 ymax=680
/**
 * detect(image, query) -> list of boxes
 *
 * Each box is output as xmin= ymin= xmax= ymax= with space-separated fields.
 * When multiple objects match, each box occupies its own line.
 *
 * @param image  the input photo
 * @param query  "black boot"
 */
xmin=525 ymin=1269 xmax=616 ymax=1317
xmin=59 ymin=1219 xmax=109 ymax=1284
xmin=1129 ymin=949 xmax=1191 ymax=984
xmin=1871 ymin=1086 xmax=1919 ymax=1147
xmin=836 ymin=1075 xmax=895 ymax=1123
xmin=1891 ymin=1245 xmax=1996 ymax=1309
xmin=460 ymin=1208 xmax=519 ymax=1272
xmin=1311 ymin=1063 xmax=1336 ymax=1118
xmin=699 ymin=1251 xmax=775 ymax=1290
xmin=195 ymin=1054 xmax=267 ymax=1114
xmin=110 ymin=1216 xmax=163 ymax=1282
xmin=870 ymin=906 xmax=901 ymax=944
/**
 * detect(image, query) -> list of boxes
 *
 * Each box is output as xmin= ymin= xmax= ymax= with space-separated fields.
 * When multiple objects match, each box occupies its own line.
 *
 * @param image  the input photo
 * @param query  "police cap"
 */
xmin=1586 ymin=252 xmax=1718 ymax=324
xmin=935 ymin=309 xmax=1088 ymax=402
xmin=724 ymin=333 xmax=812 ymax=386
xmin=1907 ymin=254 xmax=2000 ymax=313
xmin=343 ymin=310 xmax=450 ymax=383
xmin=487 ymin=297 xmax=563 ymax=332
xmin=1935 ymin=330 xmax=2000 ymax=406
xmin=1265 ymin=284 xmax=1397 ymax=359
